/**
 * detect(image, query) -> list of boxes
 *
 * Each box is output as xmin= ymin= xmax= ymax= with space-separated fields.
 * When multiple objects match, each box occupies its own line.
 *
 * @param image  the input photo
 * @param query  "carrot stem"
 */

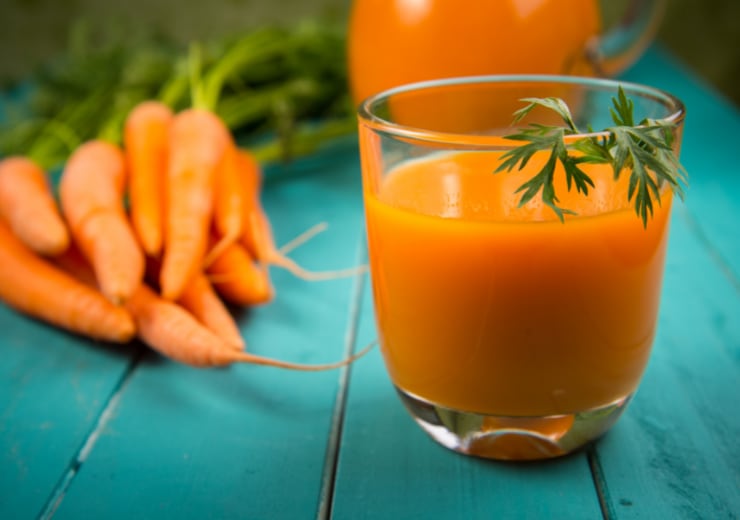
xmin=188 ymin=42 xmax=208 ymax=111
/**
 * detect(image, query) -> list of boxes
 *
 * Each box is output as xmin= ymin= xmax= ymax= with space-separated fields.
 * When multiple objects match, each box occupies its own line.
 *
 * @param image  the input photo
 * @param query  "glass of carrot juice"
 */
xmin=357 ymin=76 xmax=686 ymax=460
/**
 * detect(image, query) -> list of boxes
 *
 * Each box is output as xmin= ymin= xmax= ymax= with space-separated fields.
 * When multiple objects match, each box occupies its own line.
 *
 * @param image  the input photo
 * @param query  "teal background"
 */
xmin=0 ymin=0 xmax=737 ymax=105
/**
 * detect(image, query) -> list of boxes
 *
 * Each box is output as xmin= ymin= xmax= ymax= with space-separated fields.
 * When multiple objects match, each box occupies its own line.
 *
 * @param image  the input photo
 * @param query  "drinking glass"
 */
xmin=357 ymin=75 xmax=685 ymax=460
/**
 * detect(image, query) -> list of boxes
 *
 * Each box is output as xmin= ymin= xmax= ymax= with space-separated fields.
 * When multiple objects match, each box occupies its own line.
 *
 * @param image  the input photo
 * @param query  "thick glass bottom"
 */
xmin=396 ymin=387 xmax=631 ymax=461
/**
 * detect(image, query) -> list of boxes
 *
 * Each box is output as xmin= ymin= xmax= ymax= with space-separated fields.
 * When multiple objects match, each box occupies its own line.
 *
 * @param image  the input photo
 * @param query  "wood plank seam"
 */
xmin=588 ymin=446 xmax=616 ymax=520
xmin=36 ymin=346 xmax=145 ymax=519
xmin=679 ymin=207 xmax=740 ymax=293
xmin=317 ymin=237 xmax=369 ymax=520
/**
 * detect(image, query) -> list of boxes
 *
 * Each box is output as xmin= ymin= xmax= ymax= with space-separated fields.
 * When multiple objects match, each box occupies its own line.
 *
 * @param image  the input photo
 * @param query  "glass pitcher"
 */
xmin=347 ymin=0 xmax=667 ymax=104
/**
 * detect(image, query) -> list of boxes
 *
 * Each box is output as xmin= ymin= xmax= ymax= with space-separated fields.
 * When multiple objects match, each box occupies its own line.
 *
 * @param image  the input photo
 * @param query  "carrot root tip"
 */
xmin=277 ymin=221 xmax=329 ymax=256
xmin=268 ymin=252 xmax=369 ymax=282
xmin=227 ymin=339 xmax=376 ymax=371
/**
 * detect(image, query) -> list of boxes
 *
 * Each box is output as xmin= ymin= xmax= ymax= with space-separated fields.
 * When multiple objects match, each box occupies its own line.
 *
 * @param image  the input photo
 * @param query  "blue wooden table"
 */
xmin=1 ymin=47 xmax=738 ymax=519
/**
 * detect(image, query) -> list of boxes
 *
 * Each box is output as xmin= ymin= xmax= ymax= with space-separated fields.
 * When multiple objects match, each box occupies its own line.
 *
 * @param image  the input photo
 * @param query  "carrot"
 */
xmin=249 ymin=213 xmax=368 ymax=281
xmin=125 ymin=283 xmax=372 ymax=369
xmin=205 ymin=240 xmax=274 ymax=306
xmin=59 ymin=139 xmax=145 ymax=304
xmin=238 ymin=149 xmax=271 ymax=262
xmin=236 ymin=150 xmax=319 ymax=273
xmin=53 ymin=244 xmax=99 ymax=288
xmin=160 ymin=108 xmax=230 ymax=300
xmin=124 ymin=100 xmax=173 ymax=257
xmin=177 ymin=273 xmax=245 ymax=351
xmin=204 ymin=139 xmax=244 ymax=267
xmin=237 ymin=149 xmax=366 ymax=281
xmin=0 ymin=156 xmax=70 ymax=256
xmin=0 ymin=221 xmax=135 ymax=343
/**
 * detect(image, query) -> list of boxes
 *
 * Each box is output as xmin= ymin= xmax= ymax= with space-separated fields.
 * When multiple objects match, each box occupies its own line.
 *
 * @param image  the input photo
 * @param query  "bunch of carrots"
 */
xmin=0 ymin=29 xmax=366 ymax=370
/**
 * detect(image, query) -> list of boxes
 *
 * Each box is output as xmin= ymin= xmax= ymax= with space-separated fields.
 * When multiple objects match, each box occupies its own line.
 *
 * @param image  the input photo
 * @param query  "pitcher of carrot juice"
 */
xmin=347 ymin=0 xmax=667 ymax=104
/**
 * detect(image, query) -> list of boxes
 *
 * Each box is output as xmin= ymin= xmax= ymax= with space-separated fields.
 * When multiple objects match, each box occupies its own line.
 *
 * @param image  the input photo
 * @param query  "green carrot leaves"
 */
xmin=495 ymin=86 xmax=688 ymax=226
xmin=0 ymin=20 xmax=354 ymax=170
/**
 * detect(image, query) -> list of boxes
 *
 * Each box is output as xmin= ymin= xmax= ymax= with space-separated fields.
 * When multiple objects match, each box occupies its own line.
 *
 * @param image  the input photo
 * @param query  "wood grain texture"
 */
xmin=591 ymin=206 xmax=740 ymax=519
xmin=0 ymin=305 xmax=138 ymax=519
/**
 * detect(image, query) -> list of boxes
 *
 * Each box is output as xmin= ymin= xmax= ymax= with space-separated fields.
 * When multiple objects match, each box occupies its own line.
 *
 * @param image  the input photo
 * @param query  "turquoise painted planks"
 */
xmin=49 ymin=146 xmax=368 ymax=519
xmin=331 ymin=279 xmax=604 ymax=520
xmin=622 ymin=46 xmax=740 ymax=282
xmin=0 ymin=304 xmax=139 ymax=519
xmin=597 ymin=202 xmax=740 ymax=519
xmin=590 ymin=204 xmax=740 ymax=519
xmin=588 ymin=48 xmax=740 ymax=518
xmin=0 ymin=88 xmax=140 ymax=519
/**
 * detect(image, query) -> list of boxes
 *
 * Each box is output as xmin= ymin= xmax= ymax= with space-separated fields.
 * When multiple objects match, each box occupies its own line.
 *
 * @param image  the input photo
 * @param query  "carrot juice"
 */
xmin=347 ymin=0 xmax=601 ymax=104
xmin=364 ymin=151 xmax=673 ymax=417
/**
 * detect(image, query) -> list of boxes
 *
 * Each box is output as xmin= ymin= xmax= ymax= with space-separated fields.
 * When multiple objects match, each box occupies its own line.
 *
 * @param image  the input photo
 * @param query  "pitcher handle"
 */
xmin=586 ymin=0 xmax=668 ymax=76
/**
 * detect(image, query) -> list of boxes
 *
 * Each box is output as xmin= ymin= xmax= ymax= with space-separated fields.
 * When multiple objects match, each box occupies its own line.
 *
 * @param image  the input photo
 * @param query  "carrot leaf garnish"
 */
xmin=494 ymin=86 xmax=688 ymax=226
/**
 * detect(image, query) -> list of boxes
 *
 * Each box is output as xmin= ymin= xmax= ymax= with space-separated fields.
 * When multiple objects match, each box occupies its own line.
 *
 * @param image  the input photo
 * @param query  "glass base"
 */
xmin=396 ymin=387 xmax=631 ymax=461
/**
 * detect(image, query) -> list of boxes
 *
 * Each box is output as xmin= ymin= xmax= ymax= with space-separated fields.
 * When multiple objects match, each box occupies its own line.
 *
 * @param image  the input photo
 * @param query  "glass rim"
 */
xmin=357 ymin=74 xmax=686 ymax=148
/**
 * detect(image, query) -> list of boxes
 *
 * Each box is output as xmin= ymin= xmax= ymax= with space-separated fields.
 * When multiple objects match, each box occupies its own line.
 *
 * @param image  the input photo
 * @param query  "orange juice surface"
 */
xmin=364 ymin=151 xmax=672 ymax=416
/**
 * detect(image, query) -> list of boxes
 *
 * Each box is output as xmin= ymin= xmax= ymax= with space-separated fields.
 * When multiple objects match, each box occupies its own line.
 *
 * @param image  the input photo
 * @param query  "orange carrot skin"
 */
xmin=213 ymin=140 xmax=244 ymax=245
xmin=237 ymin=150 xmax=274 ymax=262
xmin=59 ymin=140 xmax=145 ymax=304
xmin=53 ymin=244 xmax=99 ymax=288
xmin=160 ymin=108 xmax=230 ymax=300
xmin=202 ymin=141 xmax=246 ymax=268
xmin=0 ymin=222 xmax=135 ymax=343
xmin=125 ymin=284 xmax=240 ymax=367
xmin=235 ymin=150 xmax=363 ymax=281
xmin=124 ymin=101 xmax=173 ymax=257
xmin=243 ymin=205 xmax=278 ymax=265
xmin=237 ymin=151 xmax=313 ymax=271
xmin=0 ymin=156 xmax=70 ymax=256
xmin=206 ymin=241 xmax=274 ymax=306
xmin=178 ymin=273 xmax=245 ymax=350
xmin=125 ymin=283 xmax=371 ymax=370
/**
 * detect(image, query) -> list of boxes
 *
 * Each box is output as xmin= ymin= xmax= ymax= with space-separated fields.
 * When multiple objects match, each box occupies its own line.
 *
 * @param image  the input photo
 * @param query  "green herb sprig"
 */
xmin=494 ymin=87 xmax=688 ymax=226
